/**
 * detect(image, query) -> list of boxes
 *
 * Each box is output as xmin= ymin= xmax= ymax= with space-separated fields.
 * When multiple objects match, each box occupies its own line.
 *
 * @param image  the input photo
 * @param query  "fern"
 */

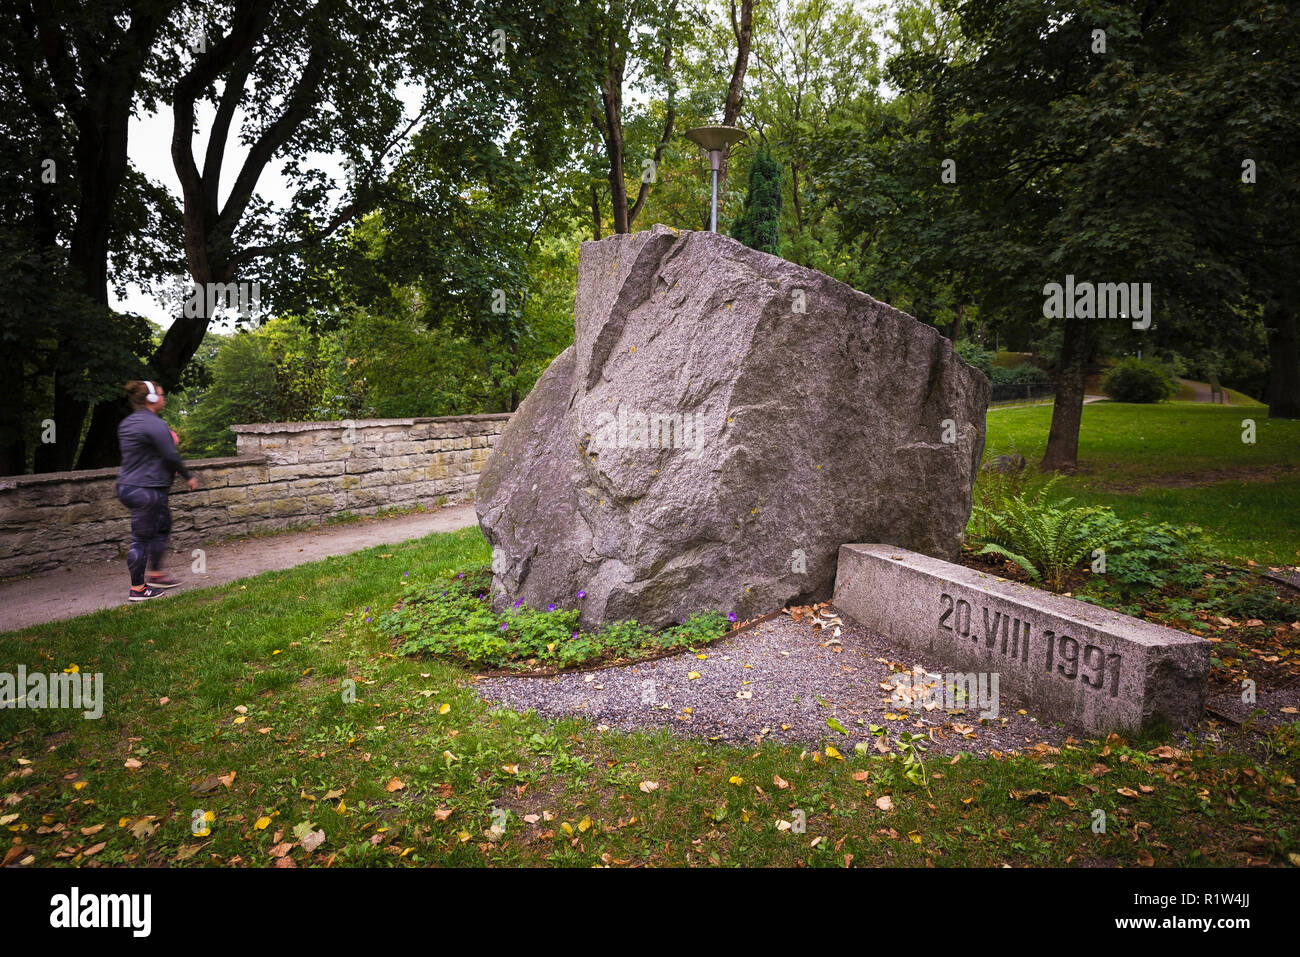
xmin=972 ymin=478 xmax=1123 ymax=592
xmin=976 ymin=542 xmax=1039 ymax=579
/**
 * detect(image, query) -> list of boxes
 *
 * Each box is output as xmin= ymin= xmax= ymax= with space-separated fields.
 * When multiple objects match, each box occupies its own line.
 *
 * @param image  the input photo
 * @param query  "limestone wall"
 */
xmin=0 ymin=414 xmax=509 ymax=579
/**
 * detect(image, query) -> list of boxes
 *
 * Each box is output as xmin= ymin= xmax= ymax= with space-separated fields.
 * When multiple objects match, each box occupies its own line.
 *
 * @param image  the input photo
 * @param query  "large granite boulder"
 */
xmin=476 ymin=225 xmax=989 ymax=629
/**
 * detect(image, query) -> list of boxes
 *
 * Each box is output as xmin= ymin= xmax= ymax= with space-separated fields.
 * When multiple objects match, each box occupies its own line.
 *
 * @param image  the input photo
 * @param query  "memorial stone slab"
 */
xmin=832 ymin=544 xmax=1211 ymax=736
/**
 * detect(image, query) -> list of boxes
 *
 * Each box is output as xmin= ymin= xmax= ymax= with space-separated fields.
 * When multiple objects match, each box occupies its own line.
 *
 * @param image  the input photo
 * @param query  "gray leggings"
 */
xmin=115 ymin=484 xmax=171 ymax=586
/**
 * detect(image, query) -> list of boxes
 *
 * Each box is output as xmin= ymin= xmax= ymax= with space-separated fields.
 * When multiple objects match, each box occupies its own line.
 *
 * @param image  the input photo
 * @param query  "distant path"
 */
xmin=988 ymin=395 xmax=1105 ymax=411
xmin=1179 ymin=378 xmax=1230 ymax=404
xmin=0 ymin=506 xmax=480 ymax=633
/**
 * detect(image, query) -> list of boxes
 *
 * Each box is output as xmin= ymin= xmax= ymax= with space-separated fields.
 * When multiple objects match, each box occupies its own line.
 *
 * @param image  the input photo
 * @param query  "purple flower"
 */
xmin=513 ymin=599 xmax=523 ymax=609
xmin=500 ymin=623 xmax=508 ymax=632
xmin=365 ymin=617 xmax=372 ymax=623
xmin=457 ymin=572 xmax=464 ymax=579
xmin=441 ymin=590 xmax=447 ymax=596
xmin=547 ymin=603 xmax=556 ymax=612
xmin=576 ymin=590 xmax=586 ymax=599
xmin=364 ymin=606 xmax=370 ymax=612
xmin=572 ymin=632 xmax=579 ymax=640
xmin=728 ymin=612 xmax=737 ymax=622
xmin=403 ymin=572 xmax=409 ymax=577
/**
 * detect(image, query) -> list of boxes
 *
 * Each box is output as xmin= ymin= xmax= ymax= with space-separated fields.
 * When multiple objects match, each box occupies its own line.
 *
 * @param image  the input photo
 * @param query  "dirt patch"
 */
xmin=1084 ymin=463 xmax=1297 ymax=493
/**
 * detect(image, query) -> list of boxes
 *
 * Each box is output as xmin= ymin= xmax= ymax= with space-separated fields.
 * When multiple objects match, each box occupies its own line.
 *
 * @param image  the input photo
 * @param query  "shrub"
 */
xmin=991 ymin=363 xmax=1051 ymax=388
xmin=1101 ymin=358 xmax=1179 ymax=403
xmin=954 ymin=341 xmax=993 ymax=378
xmin=732 ymin=144 xmax=782 ymax=256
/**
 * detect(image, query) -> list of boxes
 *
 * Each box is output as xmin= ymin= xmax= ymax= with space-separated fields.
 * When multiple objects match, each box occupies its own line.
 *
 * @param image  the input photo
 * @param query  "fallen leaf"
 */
xmin=875 ymin=795 xmax=894 ymax=812
xmin=385 ymin=778 xmax=405 ymax=792
xmin=639 ymin=781 xmax=660 ymax=793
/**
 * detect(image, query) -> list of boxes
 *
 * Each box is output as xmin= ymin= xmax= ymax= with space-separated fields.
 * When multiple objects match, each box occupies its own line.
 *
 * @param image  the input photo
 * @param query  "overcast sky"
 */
xmin=117 ymin=101 xmax=350 ymax=333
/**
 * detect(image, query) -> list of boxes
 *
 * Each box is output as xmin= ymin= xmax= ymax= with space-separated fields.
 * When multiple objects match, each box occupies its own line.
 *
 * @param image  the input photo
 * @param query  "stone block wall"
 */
xmin=0 ymin=414 xmax=509 ymax=579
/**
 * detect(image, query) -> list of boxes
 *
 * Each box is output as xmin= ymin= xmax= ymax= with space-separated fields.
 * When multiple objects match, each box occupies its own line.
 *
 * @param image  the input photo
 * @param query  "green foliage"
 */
xmin=377 ymin=567 xmax=728 ymax=669
xmin=954 ymin=341 xmax=993 ymax=378
xmin=1218 ymin=586 xmax=1300 ymax=623
xmin=180 ymin=319 xmax=340 ymax=457
xmin=970 ymin=442 xmax=1032 ymax=539
xmin=991 ymin=363 xmax=1051 ymax=389
xmin=972 ymin=476 xmax=1122 ymax=592
xmin=1101 ymin=358 xmax=1180 ymax=404
xmin=1093 ymin=523 xmax=1211 ymax=600
xmin=731 ymin=143 xmax=782 ymax=256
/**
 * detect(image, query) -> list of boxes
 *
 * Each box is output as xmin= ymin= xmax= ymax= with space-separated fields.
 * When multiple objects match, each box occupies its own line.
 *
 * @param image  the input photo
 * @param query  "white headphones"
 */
xmin=145 ymin=381 xmax=160 ymax=403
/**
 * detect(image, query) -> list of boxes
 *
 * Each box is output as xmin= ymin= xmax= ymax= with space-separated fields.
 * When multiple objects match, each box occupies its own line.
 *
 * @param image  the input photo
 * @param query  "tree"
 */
xmin=584 ymin=0 xmax=687 ymax=235
xmin=877 ymin=0 xmax=1299 ymax=472
xmin=731 ymin=142 xmax=781 ymax=254
xmin=3 ymin=1 xmax=180 ymax=472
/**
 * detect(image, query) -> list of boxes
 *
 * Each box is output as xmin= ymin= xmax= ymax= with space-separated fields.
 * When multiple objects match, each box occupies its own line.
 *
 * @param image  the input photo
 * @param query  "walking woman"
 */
xmin=116 ymin=381 xmax=200 ymax=601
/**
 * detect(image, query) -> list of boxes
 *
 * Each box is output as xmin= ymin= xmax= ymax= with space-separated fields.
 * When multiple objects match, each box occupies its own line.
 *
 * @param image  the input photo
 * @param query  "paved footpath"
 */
xmin=0 ymin=506 xmax=480 ymax=633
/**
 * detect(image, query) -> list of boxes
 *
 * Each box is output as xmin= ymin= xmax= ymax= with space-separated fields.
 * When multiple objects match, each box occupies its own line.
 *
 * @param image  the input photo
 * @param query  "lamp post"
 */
xmin=685 ymin=125 xmax=749 ymax=232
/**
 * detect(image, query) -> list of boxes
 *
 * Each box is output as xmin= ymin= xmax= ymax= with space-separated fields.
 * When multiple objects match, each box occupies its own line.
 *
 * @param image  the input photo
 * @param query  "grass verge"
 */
xmin=1 ymin=526 xmax=1297 ymax=868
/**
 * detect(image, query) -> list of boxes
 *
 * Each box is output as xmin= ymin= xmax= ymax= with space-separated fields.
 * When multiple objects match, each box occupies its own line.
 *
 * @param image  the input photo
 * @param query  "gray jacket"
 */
xmin=117 ymin=409 xmax=192 ymax=488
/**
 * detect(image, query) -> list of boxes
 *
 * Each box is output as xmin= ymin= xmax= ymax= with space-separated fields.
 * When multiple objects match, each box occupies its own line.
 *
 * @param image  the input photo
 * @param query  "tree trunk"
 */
xmin=601 ymin=35 xmax=630 ymax=235
xmin=950 ymin=301 xmax=965 ymax=343
xmin=508 ymin=335 xmax=521 ymax=412
xmin=30 ymin=7 xmax=169 ymax=472
xmin=36 ymin=376 xmax=88 ymax=472
xmin=1040 ymin=318 xmax=1091 ymax=472
xmin=1265 ymin=298 xmax=1300 ymax=419
xmin=718 ymin=0 xmax=754 ymax=199
xmin=790 ymin=163 xmax=803 ymax=233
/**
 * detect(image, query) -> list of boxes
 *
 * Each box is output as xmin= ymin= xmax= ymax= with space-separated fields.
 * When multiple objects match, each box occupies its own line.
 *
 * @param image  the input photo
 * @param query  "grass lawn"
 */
xmin=983 ymin=402 xmax=1300 ymax=565
xmin=2 ymin=401 xmax=1298 ymax=869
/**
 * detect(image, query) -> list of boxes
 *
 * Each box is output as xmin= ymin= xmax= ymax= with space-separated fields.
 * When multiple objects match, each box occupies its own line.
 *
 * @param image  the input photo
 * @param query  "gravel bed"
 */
xmin=476 ymin=608 xmax=1077 ymax=756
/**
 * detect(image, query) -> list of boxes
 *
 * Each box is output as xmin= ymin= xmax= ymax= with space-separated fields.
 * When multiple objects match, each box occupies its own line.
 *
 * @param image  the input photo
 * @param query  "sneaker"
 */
xmin=145 ymin=573 xmax=182 ymax=589
xmin=128 ymin=585 xmax=167 ymax=602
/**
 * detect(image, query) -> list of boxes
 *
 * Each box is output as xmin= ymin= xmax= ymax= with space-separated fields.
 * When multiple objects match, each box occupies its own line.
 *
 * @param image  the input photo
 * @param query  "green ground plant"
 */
xmin=377 ymin=566 xmax=728 ymax=669
xmin=972 ymin=476 xmax=1121 ymax=592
